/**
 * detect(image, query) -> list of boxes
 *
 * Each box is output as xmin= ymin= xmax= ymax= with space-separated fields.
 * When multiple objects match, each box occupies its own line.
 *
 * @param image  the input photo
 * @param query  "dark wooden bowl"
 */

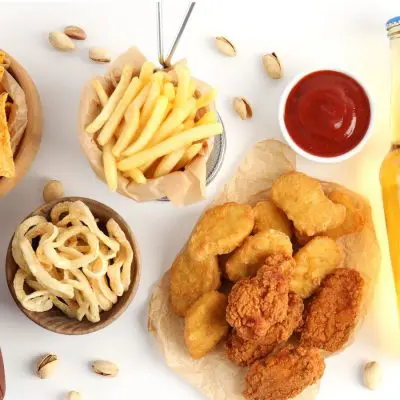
xmin=5 ymin=197 xmax=140 ymax=335
xmin=0 ymin=51 xmax=42 ymax=197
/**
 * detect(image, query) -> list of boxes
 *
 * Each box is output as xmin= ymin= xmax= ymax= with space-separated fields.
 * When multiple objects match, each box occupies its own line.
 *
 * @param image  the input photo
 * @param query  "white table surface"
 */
xmin=0 ymin=0 xmax=399 ymax=399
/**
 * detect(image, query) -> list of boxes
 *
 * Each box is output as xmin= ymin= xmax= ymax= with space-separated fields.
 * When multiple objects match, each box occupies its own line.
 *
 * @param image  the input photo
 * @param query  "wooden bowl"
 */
xmin=5 ymin=197 xmax=141 ymax=335
xmin=0 ymin=51 xmax=42 ymax=197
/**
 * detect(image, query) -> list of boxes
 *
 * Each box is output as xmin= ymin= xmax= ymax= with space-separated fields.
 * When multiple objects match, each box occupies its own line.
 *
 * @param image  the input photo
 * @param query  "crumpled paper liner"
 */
xmin=148 ymin=139 xmax=381 ymax=400
xmin=78 ymin=47 xmax=214 ymax=206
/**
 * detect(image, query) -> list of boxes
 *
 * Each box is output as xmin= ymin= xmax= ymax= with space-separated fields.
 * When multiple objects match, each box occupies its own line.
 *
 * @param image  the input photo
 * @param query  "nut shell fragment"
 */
xmin=43 ymin=180 xmax=64 ymax=203
xmin=92 ymin=360 xmax=119 ymax=377
xmin=64 ymin=25 xmax=87 ymax=40
xmin=262 ymin=52 xmax=284 ymax=79
xmin=67 ymin=391 xmax=82 ymax=400
xmin=215 ymin=36 xmax=236 ymax=57
xmin=363 ymin=361 xmax=382 ymax=390
xmin=89 ymin=47 xmax=111 ymax=63
xmin=48 ymin=32 xmax=75 ymax=52
xmin=233 ymin=97 xmax=253 ymax=120
xmin=36 ymin=353 xmax=59 ymax=379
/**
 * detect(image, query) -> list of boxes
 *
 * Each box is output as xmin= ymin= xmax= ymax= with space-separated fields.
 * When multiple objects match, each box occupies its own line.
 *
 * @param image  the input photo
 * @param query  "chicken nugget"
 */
xmin=290 ymin=236 xmax=341 ymax=298
xmin=226 ymin=293 xmax=304 ymax=366
xmin=244 ymin=344 xmax=325 ymax=400
xmin=300 ymin=268 xmax=364 ymax=352
xmin=271 ymin=172 xmax=346 ymax=236
xmin=264 ymin=253 xmax=296 ymax=277
xmin=253 ymin=200 xmax=292 ymax=236
xmin=170 ymin=250 xmax=220 ymax=317
xmin=226 ymin=230 xmax=293 ymax=282
xmin=184 ymin=291 xmax=229 ymax=359
xmin=226 ymin=265 xmax=289 ymax=341
xmin=324 ymin=191 xmax=367 ymax=239
xmin=188 ymin=202 xmax=254 ymax=261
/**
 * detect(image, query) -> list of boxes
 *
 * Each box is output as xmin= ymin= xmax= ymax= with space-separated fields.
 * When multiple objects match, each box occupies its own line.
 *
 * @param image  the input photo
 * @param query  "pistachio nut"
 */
xmin=43 ymin=179 xmax=64 ymax=203
xmin=89 ymin=47 xmax=111 ymax=63
xmin=363 ymin=361 xmax=382 ymax=390
xmin=48 ymin=32 xmax=75 ymax=52
xmin=262 ymin=52 xmax=284 ymax=79
xmin=92 ymin=360 xmax=119 ymax=377
xmin=64 ymin=25 xmax=87 ymax=40
xmin=36 ymin=354 xmax=59 ymax=379
xmin=233 ymin=97 xmax=253 ymax=120
xmin=67 ymin=391 xmax=82 ymax=400
xmin=215 ymin=36 xmax=236 ymax=57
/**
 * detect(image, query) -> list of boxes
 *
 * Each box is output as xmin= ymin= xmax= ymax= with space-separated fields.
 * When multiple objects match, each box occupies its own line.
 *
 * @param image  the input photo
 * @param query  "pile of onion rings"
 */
xmin=12 ymin=200 xmax=133 ymax=323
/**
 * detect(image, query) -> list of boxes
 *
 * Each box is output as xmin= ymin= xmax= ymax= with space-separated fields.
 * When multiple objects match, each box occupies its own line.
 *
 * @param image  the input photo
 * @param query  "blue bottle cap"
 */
xmin=387 ymin=16 xmax=400 ymax=30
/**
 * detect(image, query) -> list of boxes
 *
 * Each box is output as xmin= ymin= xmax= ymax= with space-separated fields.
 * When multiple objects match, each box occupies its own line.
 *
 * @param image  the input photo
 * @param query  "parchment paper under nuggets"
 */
xmin=184 ymin=291 xmax=229 ymax=359
xmin=271 ymin=172 xmax=346 ymax=236
xmin=225 ymin=230 xmax=293 ymax=282
xmin=253 ymin=200 xmax=292 ymax=236
xmin=170 ymin=251 xmax=220 ymax=317
xmin=188 ymin=202 xmax=254 ymax=261
xmin=290 ymin=237 xmax=342 ymax=298
xmin=0 ymin=91 xmax=15 ymax=178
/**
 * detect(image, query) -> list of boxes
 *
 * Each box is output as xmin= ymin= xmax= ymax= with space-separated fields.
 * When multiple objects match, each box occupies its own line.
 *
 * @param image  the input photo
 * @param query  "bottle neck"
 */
xmin=390 ymin=35 xmax=400 ymax=145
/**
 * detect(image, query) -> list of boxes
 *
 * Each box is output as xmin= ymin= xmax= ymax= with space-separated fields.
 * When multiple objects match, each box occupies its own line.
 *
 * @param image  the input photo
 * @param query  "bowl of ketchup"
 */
xmin=279 ymin=69 xmax=373 ymax=162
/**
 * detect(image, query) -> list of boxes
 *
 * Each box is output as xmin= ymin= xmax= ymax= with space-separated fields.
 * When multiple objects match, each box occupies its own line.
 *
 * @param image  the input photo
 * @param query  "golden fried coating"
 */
xmin=264 ymin=253 xmax=296 ymax=278
xmin=170 ymin=250 xmax=221 ymax=317
xmin=300 ymin=268 xmax=364 ymax=352
xmin=324 ymin=191 xmax=367 ymax=239
xmin=294 ymin=228 xmax=312 ymax=246
xmin=244 ymin=345 xmax=325 ymax=400
xmin=290 ymin=237 xmax=342 ymax=298
xmin=271 ymin=172 xmax=346 ymax=236
xmin=253 ymin=200 xmax=292 ymax=237
xmin=184 ymin=291 xmax=229 ymax=359
xmin=188 ymin=202 xmax=254 ymax=261
xmin=226 ymin=294 xmax=304 ymax=366
xmin=226 ymin=266 xmax=289 ymax=341
xmin=225 ymin=230 xmax=293 ymax=282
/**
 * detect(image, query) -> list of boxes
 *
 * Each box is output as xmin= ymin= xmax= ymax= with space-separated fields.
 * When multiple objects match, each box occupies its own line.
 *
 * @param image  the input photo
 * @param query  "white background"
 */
xmin=0 ymin=0 xmax=399 ymax=399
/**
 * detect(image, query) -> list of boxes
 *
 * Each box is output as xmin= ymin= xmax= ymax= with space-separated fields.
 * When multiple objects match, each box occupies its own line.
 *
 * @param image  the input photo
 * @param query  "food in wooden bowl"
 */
xmin=5 ymin=197 xmax=140 ymax=335
xmin=0 ymin=50 xmax=42 ymax=197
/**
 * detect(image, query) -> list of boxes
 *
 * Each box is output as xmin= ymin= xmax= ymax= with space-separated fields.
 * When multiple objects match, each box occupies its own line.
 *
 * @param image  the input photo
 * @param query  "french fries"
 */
xmin=84 ymin=60 xmax=222 ymax=191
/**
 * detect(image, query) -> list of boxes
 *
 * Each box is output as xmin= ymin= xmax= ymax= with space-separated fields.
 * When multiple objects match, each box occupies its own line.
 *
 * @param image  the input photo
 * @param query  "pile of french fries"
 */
xmin=86 ymin=61 xmax=223 ymax=191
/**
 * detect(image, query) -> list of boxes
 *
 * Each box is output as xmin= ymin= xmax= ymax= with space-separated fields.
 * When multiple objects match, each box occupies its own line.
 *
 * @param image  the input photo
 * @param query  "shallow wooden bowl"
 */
xmin=0 ymin=51 xmax=42 ymax=197
xmin=5 ymin=197 xmax=141 ymax=335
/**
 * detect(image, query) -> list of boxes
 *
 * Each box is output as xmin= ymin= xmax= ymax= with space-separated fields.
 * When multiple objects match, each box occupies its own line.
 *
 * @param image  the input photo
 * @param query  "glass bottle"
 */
xmin=380 ymin=16 xmax=400 ymax=316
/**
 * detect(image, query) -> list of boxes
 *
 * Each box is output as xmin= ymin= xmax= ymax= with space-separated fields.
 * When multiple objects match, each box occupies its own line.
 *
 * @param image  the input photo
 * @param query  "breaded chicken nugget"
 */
xmin=244 ymin=345 xmax=325 ymax=400
xmin=226 ymin=293 xmax=304 ymax=366
xmin=184 ymin=291 xmax=229 ymax=359
xmin=300 ymin=268 xmax=364 ymax=352
xmin=226 ymin=266 xmax=289 ymax=341
xmin=271 ymin=172 xmax=346 ymax=236
xmin=290 ymin=237 xmax=342 ymax=298
xmin=188 ymin=202 xmax=254 ymax=261
xmin=324 ymin=191 xmax=367 ymax=239
xmin=170 ymin=250 xmax=221 ymax=317
xmin=253 ymin=200 xmax=292 ymax=236
xmin=264 ymin=253 xmax=296 ymax=278
xmin=226 ymin=230 xmax=293 ymax=282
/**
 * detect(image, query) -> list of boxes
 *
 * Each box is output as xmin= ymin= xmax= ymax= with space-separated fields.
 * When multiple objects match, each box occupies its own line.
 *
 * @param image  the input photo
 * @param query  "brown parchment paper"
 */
xmin=148 ymin=139 xmax=381 ymax=400
xmin=78 ymin=47 xmax=214 ymax=206
xmin=1 ymin=69 xmax=28 ymax=154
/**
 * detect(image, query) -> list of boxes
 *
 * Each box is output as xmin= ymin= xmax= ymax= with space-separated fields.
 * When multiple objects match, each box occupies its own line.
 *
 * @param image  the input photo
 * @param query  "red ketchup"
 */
xmin=284 ymin=70 xmax=371 ymax=157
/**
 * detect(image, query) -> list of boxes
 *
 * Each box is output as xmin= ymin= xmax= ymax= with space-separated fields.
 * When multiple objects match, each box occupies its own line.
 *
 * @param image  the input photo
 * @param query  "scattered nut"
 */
xmin=66 ymin=391 xmax=82 ymax=400
xmin=92 ymin=360 xmax=119 ymax=377
xmin=215 ymin=37 xmax=236 ymax=57
xmin=64 ymin=25 xmax=86 ymax=40
xmin=363 ymin=361 xmax=382 ymax=390
xmin=262 ymin=52 xmax=284 ymax=79
xmin=48 ymin=32 xmax=75 ymax=52
xmin=43 ymin=180 xmax=64 ymax=203
xmin=36 ymin=354 xmax=59 ymax=379
xmin=89 ymin=47 xmax=111 ymax=63
xmin=233 ymin=97 xmax=253 ymax=120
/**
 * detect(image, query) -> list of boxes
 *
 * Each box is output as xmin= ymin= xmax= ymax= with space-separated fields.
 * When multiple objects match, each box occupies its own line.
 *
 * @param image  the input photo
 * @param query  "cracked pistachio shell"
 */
xmin=215 ymin=36 xmax=236 ymax=57
xmin=262 ymin=52 xmax=284 ymax=79
xmin=233 ymin=97 xmax=253 ymax=120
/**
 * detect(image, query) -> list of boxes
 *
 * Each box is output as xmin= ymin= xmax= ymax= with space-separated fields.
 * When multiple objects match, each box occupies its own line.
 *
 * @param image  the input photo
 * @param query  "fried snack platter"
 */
xmin=148 ymin=139 xmax=381 ymax=400
xmin=79 ymin=47 xmax=223 ymax=206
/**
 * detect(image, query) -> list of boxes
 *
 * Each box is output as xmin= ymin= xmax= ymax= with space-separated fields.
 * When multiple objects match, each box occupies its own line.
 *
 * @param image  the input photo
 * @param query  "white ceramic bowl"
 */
xmin=278 ymin=69 xmax=374 ymax=163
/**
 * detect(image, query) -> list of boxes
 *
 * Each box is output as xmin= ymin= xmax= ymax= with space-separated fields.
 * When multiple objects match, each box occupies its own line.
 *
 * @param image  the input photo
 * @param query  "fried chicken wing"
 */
xmin=300 ymin=268 xmax=364 ymax=352
xmin=170 ymin=250 xmax=221 ymax=317
xmin=184 ymin=291 xmax=229 ymax=359
xmin=226 ymin=293 xmax=304 ymax=366
xmin=244 ymin=345 xmax=325 ymax=400
xmin=226 ymin=265 xmax=289 ymax=341
xmin=188 ymin=202 xmax=254 ymax=261
xmin=253 ymin=200 xmax=292 ymax=237
xmin=290 ymin=236 xmax=342 ymax=298
xmin=226 ymin=230 xmax=293 ymax=282
xmin=271 ymin=172 xmax=346 ymax=236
